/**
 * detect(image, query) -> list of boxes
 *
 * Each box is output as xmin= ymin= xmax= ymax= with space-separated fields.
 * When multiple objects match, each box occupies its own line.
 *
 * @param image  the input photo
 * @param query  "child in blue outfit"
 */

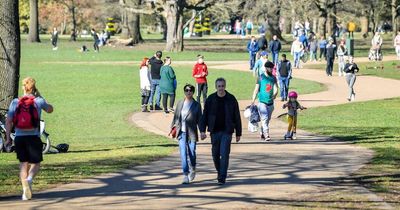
xmin=282 ymin=91 xmax=306 ymax=140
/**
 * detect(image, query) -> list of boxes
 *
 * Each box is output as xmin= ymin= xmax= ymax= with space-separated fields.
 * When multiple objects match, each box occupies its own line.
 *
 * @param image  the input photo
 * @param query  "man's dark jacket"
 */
xmin=199 ymin=91 xmax=242 ymax=136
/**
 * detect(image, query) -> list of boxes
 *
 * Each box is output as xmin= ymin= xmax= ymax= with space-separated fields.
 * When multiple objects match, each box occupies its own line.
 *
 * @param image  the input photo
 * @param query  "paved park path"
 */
xmin=1 ymin=56 xmax=399 ymax=209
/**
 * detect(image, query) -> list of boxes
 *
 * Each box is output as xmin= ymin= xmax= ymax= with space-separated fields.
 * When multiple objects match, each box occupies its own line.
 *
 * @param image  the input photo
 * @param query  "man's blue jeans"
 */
xmin=294 ymin=52 xmax=301 ymax=68
xmin=210 ymin=132 xmax=232 ymax=182
xmin=249 ymin=52 xmax=256 ymax=70
xmin=149 ymin=79 xmax=161 ymax=107
xmin=272 ymin=51 xmax=279 ymax=64
xmin=178 ymin=132 xmax=196 ymax=175
xmin=278 ymin=77 xmax=290 ymax=100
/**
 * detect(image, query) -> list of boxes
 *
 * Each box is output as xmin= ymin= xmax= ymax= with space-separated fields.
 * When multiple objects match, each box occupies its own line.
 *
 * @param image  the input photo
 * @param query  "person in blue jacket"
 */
xmin=247 ymin=36 xmax=259 ymax=70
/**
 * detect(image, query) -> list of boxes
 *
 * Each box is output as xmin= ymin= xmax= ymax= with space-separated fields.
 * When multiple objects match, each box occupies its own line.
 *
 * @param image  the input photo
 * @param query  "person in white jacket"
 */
xmin=291 ymin=37 xmax=304 ymax=68
xmin=139 ymin=57 xmax=152 ymax=112
xmin=337 ymin=40 xmax=347 ymax=76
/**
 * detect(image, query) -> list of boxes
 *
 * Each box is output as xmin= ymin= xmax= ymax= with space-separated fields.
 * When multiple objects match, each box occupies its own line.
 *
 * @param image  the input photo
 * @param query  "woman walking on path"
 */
xmin=171 ymin=84 xmax=202 ymax=184
xmin=252 ymin=61 xmax=278 ymax=141
xmin=337 ymin=40 xmax=347 ymax=76
xmin=160 ymin=57 xmax=177 ymax=114
xmin=318 ymin=36 xmax=327 ymax=61
xmin=309 ymin=35 xmax=318 ymax=62
xmin=344 ymin=56 xmax=359 ymax=101
xmin=394 ymin=31 xmax=400 ymax=59
xmin=5 ymin=77 xmax=54 ymax=200
xmin=325 ymin=38 xmax=336 ymax=76
xmin=139 ymin=58 xmax=151 ymax=112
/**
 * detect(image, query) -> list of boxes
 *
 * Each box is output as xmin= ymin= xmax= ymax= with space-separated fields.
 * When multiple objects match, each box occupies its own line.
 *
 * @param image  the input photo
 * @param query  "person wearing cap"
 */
xmin=276 ymin=54 xmax=292 ymax=101
xmin=269 ymin=35 xmax=282 ymax=65
xmin=247 ymin=36 xmax=260 ymax=70
xmin=251 ymin=61 xmax=278 ymax=141
xmin=325 ymin=37 xmax=337 ymax=76
xmin=148 ymin=51 xmax=164 ymax=110
xmin=252 ymin=51 xmax=269 ymax=77
xmin=192 ymin=55 xmax=208 ymax=106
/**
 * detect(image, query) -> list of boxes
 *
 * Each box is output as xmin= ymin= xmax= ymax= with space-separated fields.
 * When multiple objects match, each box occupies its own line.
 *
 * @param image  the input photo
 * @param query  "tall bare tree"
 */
xmin=0 ymin=0 xmax=21 ymax=106
xmin=27 ymin=0 xmax=40 ymax=42
xmin=120 ymin=0 xmax=144 ymax=45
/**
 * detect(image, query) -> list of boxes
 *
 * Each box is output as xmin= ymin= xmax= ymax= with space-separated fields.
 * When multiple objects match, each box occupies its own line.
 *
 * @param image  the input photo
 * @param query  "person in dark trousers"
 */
xmin=247 ymin=36 xmax=260 ymax=70
xmin=192 ymin=55 xmax=208 ymax=107
xmin=159 ymin=57 xmax=176 ymax=114
xmin=269 ymin=35 xmax=282 ymax=65
xmin=148 ymin=51 xmax=164 ymax=110
xmin=276 ymin=54 xmax=292 ymax=101
xmin=318 ymin=36 xmax=327 ymax=61
xmin=91 ymin=28 xmax=100 ymax=52
xmin=51 ymin=28 xmax=58 ymax=50
xmin=171 ymin=84 xmax=202 ymax=184
xmin=199 ymin=78 xmax=242 ymax=185
xmin=325 ymin=38 xmax=336 ymax=76
xmin=258 ymin=34 xmax=268 ymax=51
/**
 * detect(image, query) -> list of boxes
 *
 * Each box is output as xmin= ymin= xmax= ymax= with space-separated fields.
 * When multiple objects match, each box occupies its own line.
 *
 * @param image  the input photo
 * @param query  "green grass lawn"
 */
xmin=0 ymin=39 xmax=324 ymax=196
xmin=304 ymin=60 xmax=400 ymax=80
xmin=299 ymin=98 xmax=400 ymax=206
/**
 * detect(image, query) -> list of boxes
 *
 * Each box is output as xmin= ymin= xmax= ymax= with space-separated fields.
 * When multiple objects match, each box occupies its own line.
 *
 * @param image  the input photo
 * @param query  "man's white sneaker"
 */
xmin=21 ymin=179 xmax=32 ymax=200
xmin=189 ymin=170 xmax=196 ymax=182
xmin=182 ymin=175 xmax=190 ymax=184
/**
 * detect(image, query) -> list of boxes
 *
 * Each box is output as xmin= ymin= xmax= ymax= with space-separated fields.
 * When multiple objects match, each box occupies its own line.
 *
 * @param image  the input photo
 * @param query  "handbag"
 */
xmin=168 ymin=126 xmax=177 ymax=138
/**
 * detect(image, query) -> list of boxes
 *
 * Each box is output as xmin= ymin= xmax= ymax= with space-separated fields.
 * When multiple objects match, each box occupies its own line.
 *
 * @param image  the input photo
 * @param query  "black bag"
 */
xmin=249 ymin=105 xmax=261 ymax=123
xmin=55 ymin=143 xmax=69 ymax=153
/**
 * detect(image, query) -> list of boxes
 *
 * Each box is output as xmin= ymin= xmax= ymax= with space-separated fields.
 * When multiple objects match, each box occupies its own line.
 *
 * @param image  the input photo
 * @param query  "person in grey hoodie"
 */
xmin=309 ymin=35 xmax=318 ymax=62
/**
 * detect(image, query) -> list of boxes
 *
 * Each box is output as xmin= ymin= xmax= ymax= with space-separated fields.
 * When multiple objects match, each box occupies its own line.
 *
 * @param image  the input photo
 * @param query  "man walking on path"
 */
xmin=192 ymin=55 xmax=208 ymax=106
xmin=149 ymin=51 xmax=164 ymax=110
xmin=326 ymin=38 xmax=336 ymax=76
xmin=269 ymin=35 xmax=282 ymax=65
xmin=200 ymin=78 xmax=242 ymax=185
xmin=91 ymin=28 xmax=100 ymax=52
xmin=276 ymin=54 xmax=292 ymax=101
xmin=247 ymin=36 xmax=259 ymax=70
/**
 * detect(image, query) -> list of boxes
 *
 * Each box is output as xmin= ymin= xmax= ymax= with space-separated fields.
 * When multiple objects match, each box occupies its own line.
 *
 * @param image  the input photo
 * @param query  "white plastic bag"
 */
xmin=248 ymin=121 xmax=258 ymax=132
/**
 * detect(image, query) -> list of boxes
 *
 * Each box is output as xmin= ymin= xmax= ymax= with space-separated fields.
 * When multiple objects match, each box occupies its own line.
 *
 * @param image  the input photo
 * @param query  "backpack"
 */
xmin=13 ymin=96 xmax=39 ymax=129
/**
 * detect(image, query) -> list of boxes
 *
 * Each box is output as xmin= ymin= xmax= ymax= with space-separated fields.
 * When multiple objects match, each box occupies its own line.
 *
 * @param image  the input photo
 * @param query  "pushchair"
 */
xmin=368 ymin=45 xmax=383 ymax=61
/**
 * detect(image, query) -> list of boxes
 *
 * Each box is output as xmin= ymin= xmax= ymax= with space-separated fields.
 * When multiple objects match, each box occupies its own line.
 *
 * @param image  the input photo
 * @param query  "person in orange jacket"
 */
xmin=192 ymin=55 xmax=208 ymax=106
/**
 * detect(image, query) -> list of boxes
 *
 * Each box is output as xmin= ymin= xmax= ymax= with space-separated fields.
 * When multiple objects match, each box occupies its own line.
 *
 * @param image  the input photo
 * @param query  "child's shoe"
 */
xmin=292 ymin=132 xmax=297 ymax=140
xmin=284 ymin=132 xmax=291 ymax=140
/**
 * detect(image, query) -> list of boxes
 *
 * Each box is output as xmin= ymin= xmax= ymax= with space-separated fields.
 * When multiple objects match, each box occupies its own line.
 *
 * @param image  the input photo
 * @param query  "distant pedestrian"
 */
xmin=309 ymin=35 xmax=318 ymax=62
xmin=347 ymin=21 xmax=356 ymax=39
xmin=159 ymin=57 xmax=176 ymax=114
xmin=283 ymin=91 xmax=306 ymax=140
xmin=344 ymin=56 xmax=359 ymax=101
xmin=139 ymin=57 xmax=151 ymax=112
xmin=253 ymin=51 xmax=269 ymax=77
xmin=394 ymin=31 xmax=400 ymax=59
xmin=192 ymin=55 xmax=208 ymax=106
xmin=325 ymin=38 xmax=336 ymax=76
xmin=247 ymin=36 xmax=259 ymax=70
xmin=91 ymin=28 xmax=100 ymax=52
xmin=291 ymin=37 xmax=303 ymax=68
xmin=269 ymin=35 xmax=282 ymax=65
xmin=199 ymin=78 xmax=242 ymax=185
xmin=50 ymin=28 xmax=58 ymax=50
xmin=318 ymin=36 xmax=327 ymax=61
xmin=337 ymin=40 xmax=347 ymax=76
xmin=257 ymin=34 xmax=268 ymax=51
xmin=235 ymin=19 xmax=241 ymax=37
xmin=246 ymin=19 xmax=253 ymax=35
xmin=148 ymin=51 xmax=164 ymax=111
xmin=171 ymin=84 xmax=202 ymax=184
xmin=276 ymin=54 xmax=292 ymax=101
xmin=5 ymin=77 xmax=54 ymax=201
xmin=251 ymin=61 xmax=278 ymax=141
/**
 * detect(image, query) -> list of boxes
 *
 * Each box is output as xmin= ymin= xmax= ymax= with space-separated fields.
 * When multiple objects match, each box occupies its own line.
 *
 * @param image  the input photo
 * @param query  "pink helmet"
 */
xmin=288 ymin=91 xmax=298 ymax=98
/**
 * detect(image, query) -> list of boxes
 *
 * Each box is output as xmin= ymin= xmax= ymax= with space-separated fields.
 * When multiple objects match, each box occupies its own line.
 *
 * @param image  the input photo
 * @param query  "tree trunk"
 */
xmin=70 ymin=6 xmax=77 ymax=41
xmin=0 ymin=0 xmax=21 ymax=107
xmin=165 ymin=1 xmax=179 ymax=52
xmin=318 ymin=16 xmax=327 ymax=37
xmin=120 ymin=8 xmax=130 ymax=39
xmin=188 ymin=10 xmax=196 ymax=36
xmin=27 ymin=0 xmax=40 ymax=42
xmin=127 ymin=12 xmax=143 ymax=45
xmin=361 ymin=9 xmax=369 ymax=35
xmin=267 ymin=1 xmax=284 ymax=41
xmin=313 ymin=17 xmax=318 ymax=33
xmin=392 ymin=0 xmax=398 ymax=34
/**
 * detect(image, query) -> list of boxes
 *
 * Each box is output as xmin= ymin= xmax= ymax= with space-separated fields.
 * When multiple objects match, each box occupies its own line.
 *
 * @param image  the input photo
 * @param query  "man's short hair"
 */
xmin=156 ymin=51 xmax=162 ymax=58
xmin=215 ymin=77 xmax=226 ymax=85
xmin=282 ymin=54 xmax=286 ymax=58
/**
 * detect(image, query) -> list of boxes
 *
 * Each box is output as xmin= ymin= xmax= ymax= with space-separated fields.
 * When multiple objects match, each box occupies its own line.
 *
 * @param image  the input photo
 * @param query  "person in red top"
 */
xmin=192 ymin=55 xmax=208 ymax=106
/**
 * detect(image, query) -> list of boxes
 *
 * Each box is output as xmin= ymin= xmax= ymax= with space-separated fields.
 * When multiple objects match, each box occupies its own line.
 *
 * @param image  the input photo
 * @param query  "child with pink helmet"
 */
xmin=282 ymin=91 xmax=306 ymax=140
